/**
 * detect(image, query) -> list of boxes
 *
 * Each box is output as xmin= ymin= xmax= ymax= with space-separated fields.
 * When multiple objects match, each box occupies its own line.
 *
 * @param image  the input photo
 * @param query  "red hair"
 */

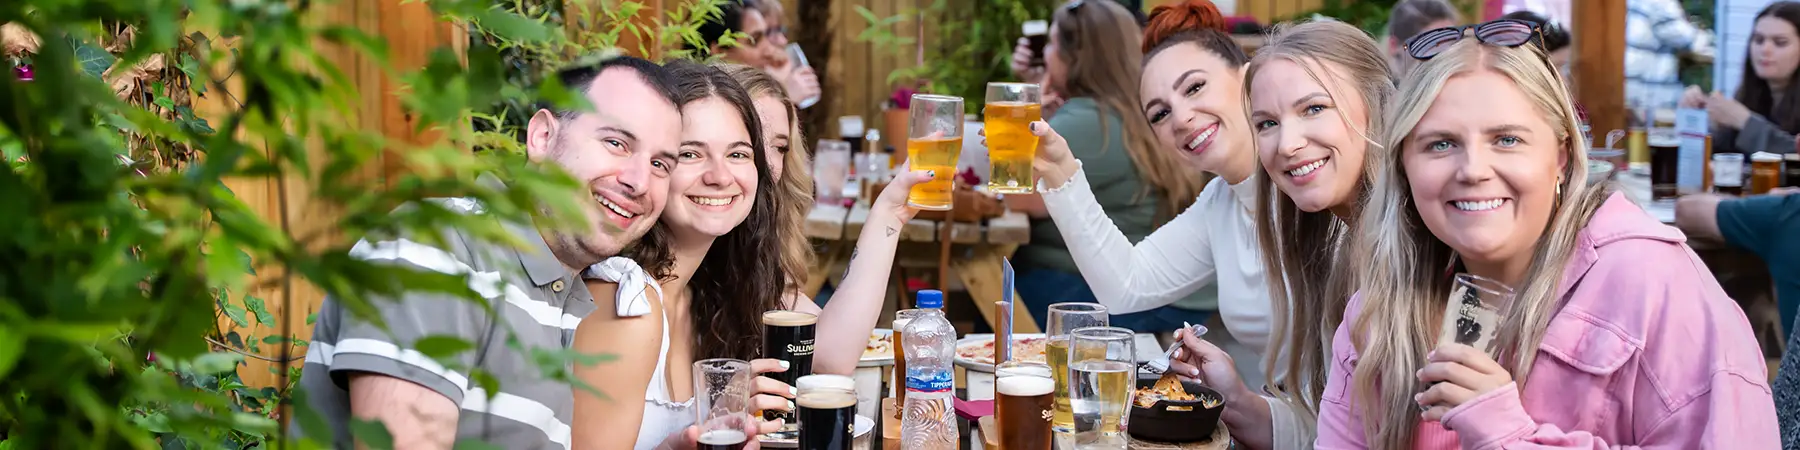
xmin=1142 ymin=0 xmax=1229 ymax=54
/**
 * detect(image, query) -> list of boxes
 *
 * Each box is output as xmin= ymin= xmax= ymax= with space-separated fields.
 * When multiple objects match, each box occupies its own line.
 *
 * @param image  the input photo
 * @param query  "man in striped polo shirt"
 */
xmin=295 ymin=56 xmax=683 ymax=449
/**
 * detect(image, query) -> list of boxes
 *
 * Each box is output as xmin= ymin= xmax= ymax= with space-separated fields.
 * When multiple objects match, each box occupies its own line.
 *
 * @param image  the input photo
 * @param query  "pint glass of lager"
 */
xmin=984 ymin=83 xmax=1043 ymax=193
xmin=891 ymin=309 xmax=923 ymax=419
xmin=1044 ymin=303 xmax=1108 ymax=434
xmin=906 ymin=94 xmax=966 ymax=210
xmin=995 ymin=361 xmax=1055 ymax=450
xmin=694 ymin=359 xmax=754 ymax=450
xmin=763 ymin=310 xmax=818 ymax=438
xmin=796 ymin=374 xmax=857 ymax=450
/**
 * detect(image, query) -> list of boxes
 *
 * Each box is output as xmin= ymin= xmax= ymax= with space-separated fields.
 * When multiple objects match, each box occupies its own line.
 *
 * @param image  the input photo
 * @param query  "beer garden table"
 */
xmin=803 ymin=202 xmax=1042 ymax=334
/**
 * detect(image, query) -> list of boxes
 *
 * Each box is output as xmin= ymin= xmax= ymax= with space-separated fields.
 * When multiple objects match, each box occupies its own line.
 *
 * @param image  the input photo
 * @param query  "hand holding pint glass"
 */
xmin=762 ymin=310 xmax=818 ymax=439
xmin=694 ymin=359 xmax=756 ymax=450
xmin=984 ymin=83 xmax=1043 ymax=193
xmin=1416 ymin=274 xmax=1518 ymax=420
xmin=906 ymin=94 xmax=965 ymax=211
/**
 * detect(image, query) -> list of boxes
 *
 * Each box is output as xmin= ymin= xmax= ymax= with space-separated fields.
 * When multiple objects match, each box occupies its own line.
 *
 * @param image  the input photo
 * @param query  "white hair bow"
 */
xmin=584 ymin=256 xmax=663 ymax=318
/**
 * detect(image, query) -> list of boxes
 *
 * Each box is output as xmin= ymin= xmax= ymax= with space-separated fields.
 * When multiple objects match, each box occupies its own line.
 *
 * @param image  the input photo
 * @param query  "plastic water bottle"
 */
xmin=900 ymin=290 xmax=958 ymax=449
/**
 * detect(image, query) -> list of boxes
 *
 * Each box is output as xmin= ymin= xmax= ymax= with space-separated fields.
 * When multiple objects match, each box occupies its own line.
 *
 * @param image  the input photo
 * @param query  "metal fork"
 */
xmin=1140 ymin=322 xmax=1208 ymax=374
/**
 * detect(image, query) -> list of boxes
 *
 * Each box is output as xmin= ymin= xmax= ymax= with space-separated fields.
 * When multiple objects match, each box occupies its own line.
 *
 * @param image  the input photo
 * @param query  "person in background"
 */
xmin=999 ymin=0 xmax=1213 ymax=337
xmin=1628 ymin=0 xmax=1703 ymax=111
xmin=1498 ymin=0 xmax=1569 ymax=25
xmin=1681 ymin=1 xmax=1800 ymax=156
xmin=1674 ymin=190 xmax=1800 ymax=435
xmin=1317 ymin=27 xmax=1777 ymax=449
xmin=718 ymin=64 xmax=813 ymax=298
xmin=752 ymin=0 xmax=822 ymax=108
xmin=1386 ymin=0 xmax=1462 ymax=76
xmin=295 ymin=56 xmax=686 ymax=449
xmin=1172 ymin=19 xmax=1393 ymax=450
xmin=1500 ymin=10 xmax=1570 ymax=78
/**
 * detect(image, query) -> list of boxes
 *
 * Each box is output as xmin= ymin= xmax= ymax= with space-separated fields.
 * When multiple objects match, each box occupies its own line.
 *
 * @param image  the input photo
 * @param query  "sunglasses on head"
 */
xmin=1404 ymin=19 xmax=1544 ymax=60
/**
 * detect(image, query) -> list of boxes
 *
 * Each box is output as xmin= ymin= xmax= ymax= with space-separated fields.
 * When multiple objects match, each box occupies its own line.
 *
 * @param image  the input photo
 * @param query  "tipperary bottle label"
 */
xmin=905 ymin=370 xmax=953 ymax=393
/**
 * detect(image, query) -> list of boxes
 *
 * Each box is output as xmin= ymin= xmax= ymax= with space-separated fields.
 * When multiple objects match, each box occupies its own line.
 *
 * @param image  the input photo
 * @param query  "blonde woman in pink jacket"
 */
xmin=1316 ymin=20 xmax=1779 ymax=449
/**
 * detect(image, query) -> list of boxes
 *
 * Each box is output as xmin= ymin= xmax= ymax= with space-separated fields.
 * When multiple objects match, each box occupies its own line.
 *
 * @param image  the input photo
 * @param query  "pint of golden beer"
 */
xmin=906 ymin=94 xmax=965 ymax=211
xmin=984 ymin=83 xmax=1043 ymax=194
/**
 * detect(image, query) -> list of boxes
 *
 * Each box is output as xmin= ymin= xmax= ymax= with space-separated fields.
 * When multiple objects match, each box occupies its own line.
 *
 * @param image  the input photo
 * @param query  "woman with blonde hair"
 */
xmin=1316 ymin=21 xmax=1778 ymax=448
xmin=1163 ymin=19 xmax=1394 ymax=450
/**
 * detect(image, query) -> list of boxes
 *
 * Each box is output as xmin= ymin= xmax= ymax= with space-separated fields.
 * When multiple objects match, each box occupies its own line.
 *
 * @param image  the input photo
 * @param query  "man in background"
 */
xmin=294 ymin=56 xmax=684 ymax=449
xmin=1387 ymin=0 xmax=1463 ymax=76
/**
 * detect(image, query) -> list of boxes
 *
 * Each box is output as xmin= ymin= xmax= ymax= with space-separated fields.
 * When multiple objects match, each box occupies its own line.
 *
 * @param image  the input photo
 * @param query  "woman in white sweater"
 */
xmin=1025 ymin=2 xmax=1294 ymax=449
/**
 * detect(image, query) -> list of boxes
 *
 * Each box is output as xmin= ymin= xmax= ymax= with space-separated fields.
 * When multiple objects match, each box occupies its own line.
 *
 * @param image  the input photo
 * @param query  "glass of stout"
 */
xmin=996 ymin=361 xmax=1055 ymax=450
xmin=797 ymin=374 xmax=857 ymax=450
xmin=694 ymin=359 xmax=754 ymax=450
xmin=763 ymin=310 xmax=818 ymax=439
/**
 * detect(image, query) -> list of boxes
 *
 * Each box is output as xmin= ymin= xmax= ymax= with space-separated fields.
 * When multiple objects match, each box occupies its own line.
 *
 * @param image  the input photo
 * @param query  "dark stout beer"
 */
xmin=995 ymin=362 xmax=1055 ymax=450
xmin=1023 ymin=20 xmax=1049 ymax=67
xmin=762 ymin=310 xmax=817 ymax=437
xmin=1649 ymin=134 xmax=1680 ymax=200
xmin=796 ymin=374 xmax=857 ymax=450
xmin=697 ymin=429 xmax=749 ymax=450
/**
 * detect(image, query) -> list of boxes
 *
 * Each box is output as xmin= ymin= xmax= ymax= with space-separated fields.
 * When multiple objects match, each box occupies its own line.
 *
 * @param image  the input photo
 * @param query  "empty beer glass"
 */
xmin=906 ymin=94 xmax=965 ymax=210
xmin=694 ymin=359 xmax=754 ymax=450
xmin=984 ymin=83 xmax=1043 ymax=193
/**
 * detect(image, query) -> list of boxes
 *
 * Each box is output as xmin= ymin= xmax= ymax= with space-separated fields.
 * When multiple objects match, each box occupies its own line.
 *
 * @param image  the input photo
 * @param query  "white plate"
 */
xmin=858 ymin=329 xmax=895 ymax=367
xmin=952 ymin=333 xmax=1049 ymax=373
xmin=756 ymin=415 xmax=876 ymax=448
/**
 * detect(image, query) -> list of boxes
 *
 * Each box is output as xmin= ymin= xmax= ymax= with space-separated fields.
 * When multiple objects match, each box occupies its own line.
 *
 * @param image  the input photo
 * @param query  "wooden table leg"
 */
xmin=951 ymin=244 xmax=1043 ymax=334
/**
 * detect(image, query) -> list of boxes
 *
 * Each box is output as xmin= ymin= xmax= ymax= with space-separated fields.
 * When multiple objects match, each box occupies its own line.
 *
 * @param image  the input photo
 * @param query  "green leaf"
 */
xmin=0 ymin=331 xmax=22 ymax=379
xmin=453 ymin=442 xmax=507 ymax=450
xmin=189 ymin=352 xmax=243 ymax=375
xmin=247 ymin=295 xmax=275 ymax=326
xmin=223 ymin=301 xmax=249 ymax=328
xmin=348 ymin=418 xmax=396 ymax=450
xmin=261 ymin=335 xmax=287 ymax=345
xmin=307 ymin=312 xmax=318 ymax=325
xmin=474 ymin=8 xmax=551 ymax=43
xmin=69 ymin=38 xmax=117 ymax=79
xmin=470 ymin=370 xmax=501 ymax=400
xmin=413 ymin=336 xmax=474 ymax=359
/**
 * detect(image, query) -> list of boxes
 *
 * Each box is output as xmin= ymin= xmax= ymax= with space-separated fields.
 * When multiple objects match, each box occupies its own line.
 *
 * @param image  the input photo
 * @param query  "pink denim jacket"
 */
xmin=1316 ymin=193 xmax=1779 ymax=449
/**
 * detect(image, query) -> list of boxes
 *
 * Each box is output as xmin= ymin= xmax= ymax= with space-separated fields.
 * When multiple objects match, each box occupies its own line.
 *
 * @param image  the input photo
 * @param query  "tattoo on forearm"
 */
xmin=886 ymin=226 xmax=897 ymax=237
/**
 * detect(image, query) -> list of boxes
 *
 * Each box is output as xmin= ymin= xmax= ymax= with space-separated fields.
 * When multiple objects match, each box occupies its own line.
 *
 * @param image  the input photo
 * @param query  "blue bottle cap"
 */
xmin=916 ymin=289 xmax=944 ymax=309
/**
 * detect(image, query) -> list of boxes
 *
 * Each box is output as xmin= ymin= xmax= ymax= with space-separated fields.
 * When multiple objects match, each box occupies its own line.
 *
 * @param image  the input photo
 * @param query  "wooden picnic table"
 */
xmin=805 ymin=202 xmax=1042 ymax=334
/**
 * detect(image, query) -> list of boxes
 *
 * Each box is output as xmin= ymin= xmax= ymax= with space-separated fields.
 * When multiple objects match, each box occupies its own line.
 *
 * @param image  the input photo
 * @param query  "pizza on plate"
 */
xmin=861 ymin=332 xmax=893 ymax=360
xmin=956 ymin=336 xmax=1047 ymax=365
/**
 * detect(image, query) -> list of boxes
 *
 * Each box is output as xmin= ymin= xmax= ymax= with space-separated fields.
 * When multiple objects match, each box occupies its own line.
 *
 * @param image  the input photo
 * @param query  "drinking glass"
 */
xmin=906 ymin=94 xmax=965 ymax=210
xmin=984 ymin=83 xmax=1043 ymax=194
xmin=1045 ymin=303 xmax=1108 ymax=434
xmin=786 ymin=43 xmax=820 ymax=109
xmin=1067 ymin=326 xmax=1135 ymax=449
xmin=1436 ymin=274 xmax=1517 ymax=358
xmin=890 ymin=309 xmax=924 ymax=418
xmin=814 ymin=140 xmax=851 ymax=205
xmin=694 ymin=359 xmax=755 ymax=450
xmin=996 ymin=361 xmax=1055 ymax=450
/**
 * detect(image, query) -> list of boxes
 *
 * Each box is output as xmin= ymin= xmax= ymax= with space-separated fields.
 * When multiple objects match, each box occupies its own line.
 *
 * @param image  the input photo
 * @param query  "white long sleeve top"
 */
xmin=1038 ymin=165 xmax=1273 ymax=363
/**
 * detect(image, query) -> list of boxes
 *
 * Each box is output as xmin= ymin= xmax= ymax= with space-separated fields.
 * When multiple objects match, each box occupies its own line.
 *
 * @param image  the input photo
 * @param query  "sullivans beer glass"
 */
xmin=984 ymin=82 xmax=1043 ymax=193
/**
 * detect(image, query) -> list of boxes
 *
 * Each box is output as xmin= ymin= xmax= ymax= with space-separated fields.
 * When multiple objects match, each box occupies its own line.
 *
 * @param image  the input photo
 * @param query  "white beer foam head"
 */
xmin=798 ymin=390 xmax=858 ymax=409
xmin=1022 ymin=20 xmax=1048 ymax=35
xmin=763 ymin=310 xmax=818 ymax=326
xmin=996 ymin=375 xmax=1055 ymax=397
xmin=699 ymin=429 xmax=748 ymax=445
xmin=797 ymin=374 xmax=855 ymax=392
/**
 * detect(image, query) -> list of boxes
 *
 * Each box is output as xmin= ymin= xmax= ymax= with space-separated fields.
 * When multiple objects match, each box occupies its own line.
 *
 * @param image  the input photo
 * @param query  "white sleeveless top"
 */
xmin=585 ymin=257 xmax=692 ymax=450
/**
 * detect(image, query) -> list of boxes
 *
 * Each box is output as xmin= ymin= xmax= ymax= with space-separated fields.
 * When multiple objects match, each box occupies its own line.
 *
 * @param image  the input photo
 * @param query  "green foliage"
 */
xmin=0 ymin=0 xmax=680 ymax=447
xmin=857 ymin=0 xmax=1061 ymax=114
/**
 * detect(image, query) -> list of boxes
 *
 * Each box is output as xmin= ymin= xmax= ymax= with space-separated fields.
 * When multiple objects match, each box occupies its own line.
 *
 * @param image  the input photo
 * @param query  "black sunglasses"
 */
xmin=1404 ymin=19 xmax=1543 ymax=60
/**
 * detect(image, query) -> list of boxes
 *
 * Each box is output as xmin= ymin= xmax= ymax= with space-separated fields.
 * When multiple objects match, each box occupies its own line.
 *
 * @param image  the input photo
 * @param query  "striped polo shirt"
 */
xmin=294 ymin=195 xmax=597 ymax=449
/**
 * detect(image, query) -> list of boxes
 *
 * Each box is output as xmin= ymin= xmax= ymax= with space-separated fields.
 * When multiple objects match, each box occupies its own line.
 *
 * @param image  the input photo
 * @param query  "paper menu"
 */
xmin=1676 ymin=108 xmax=1710 ymax=194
